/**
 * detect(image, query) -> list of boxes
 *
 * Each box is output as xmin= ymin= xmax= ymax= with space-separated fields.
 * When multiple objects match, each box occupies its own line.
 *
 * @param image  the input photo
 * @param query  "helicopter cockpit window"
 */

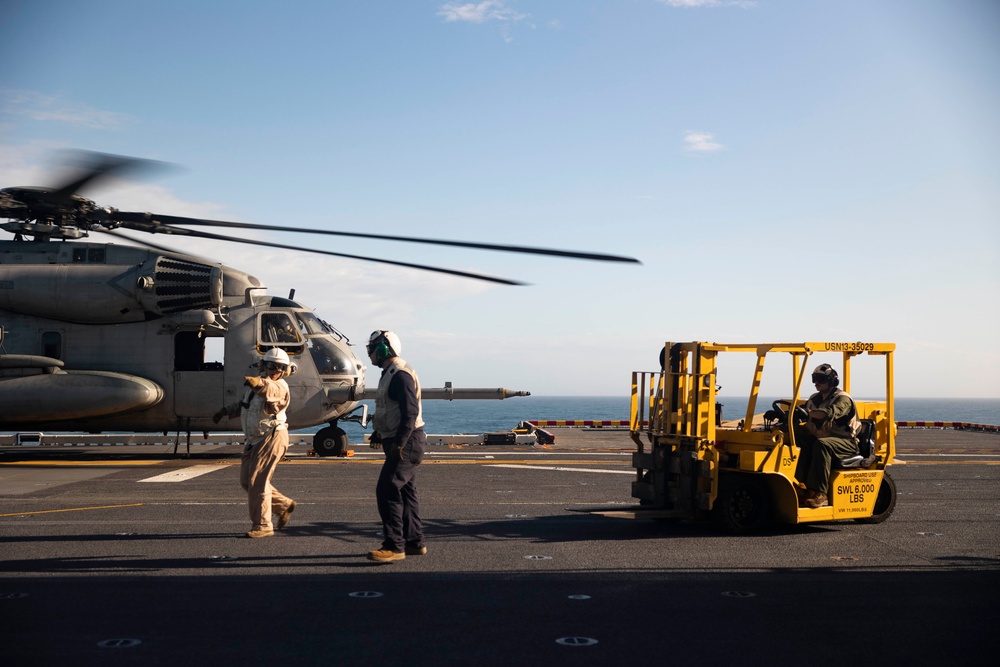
xmin=295 ymin=311 xmax=329 ymax=336
xmin=259 ymin=312 xmax=304 ymax=353
xmin=306 ymin=337 xmax=355 ymax=376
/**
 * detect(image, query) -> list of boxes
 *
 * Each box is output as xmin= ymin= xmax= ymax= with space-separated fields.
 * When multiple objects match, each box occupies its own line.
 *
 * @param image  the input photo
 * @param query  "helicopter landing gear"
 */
xmin=313 ymin=424 xmax=348 ymax=457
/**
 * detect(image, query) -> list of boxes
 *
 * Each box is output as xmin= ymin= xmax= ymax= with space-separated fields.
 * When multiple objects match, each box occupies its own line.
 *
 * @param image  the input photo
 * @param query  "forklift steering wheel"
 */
xmin=771 ymin=399 xmax=809 ymax=426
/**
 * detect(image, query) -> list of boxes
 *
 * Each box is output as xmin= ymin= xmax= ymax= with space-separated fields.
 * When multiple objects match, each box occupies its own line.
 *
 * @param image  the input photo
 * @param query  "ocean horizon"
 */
xmin=4 ymin=396 xmax=993 ymax=440
xmin=324 ymin=395 xmax=1000 ymax=439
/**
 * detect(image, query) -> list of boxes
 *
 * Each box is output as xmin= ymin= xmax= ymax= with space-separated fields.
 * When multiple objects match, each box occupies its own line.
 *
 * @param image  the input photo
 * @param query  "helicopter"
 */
xmin=0 ymin=152 xmax=640 ymax=455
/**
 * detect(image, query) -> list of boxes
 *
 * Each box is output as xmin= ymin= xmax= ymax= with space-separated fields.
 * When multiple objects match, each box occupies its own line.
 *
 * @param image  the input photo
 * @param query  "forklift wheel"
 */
xmin=855 ymin=471 xmax=897 ymax=524
xmin=712 ymin=475 xmax=770 ymax=534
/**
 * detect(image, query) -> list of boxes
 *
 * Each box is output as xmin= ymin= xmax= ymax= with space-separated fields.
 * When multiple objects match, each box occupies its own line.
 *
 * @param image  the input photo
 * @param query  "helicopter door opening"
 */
xmin=172 ymin=331 xmax=224 ymax=418
xmin=204 ymin=337 xmax=224 ymax=366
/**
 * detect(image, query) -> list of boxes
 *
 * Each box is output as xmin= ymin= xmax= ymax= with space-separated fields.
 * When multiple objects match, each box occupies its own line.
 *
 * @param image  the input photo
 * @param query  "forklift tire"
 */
xmin=855 ymin=471 xmax=897 ymax=524
xmin=313 ymin=426 xmax=348 ymax=457
xmin=712 ymin=474 xmax=770 ymax=534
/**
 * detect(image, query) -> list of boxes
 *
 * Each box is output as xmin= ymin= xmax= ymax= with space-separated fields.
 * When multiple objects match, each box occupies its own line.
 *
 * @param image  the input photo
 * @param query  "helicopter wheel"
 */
xmin=313 ymin=425 xmax=348 ymax=457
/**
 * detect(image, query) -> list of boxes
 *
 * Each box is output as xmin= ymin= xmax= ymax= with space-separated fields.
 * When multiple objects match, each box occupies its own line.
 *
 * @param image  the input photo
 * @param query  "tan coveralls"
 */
xmin=222 ymin=377 xmax=294 ymax=530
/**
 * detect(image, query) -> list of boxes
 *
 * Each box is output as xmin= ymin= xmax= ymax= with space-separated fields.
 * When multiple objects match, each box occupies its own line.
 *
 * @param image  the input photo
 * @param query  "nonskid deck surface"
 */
xmin=0 ymin=428 xmax=997 ymax=666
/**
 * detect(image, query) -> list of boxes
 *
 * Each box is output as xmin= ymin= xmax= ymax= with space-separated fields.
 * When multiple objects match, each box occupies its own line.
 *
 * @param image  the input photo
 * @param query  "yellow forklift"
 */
xmin=587 ymin=342 xmax=898 ymax=533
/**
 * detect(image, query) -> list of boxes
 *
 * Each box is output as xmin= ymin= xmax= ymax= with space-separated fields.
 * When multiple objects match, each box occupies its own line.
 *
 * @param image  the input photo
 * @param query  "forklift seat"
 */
xmin=835 ymin=419 xmax=877 ymax=469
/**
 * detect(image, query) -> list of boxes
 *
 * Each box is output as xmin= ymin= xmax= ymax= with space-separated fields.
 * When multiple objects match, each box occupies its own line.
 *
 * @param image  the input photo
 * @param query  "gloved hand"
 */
xmin=369 ymin=431 xmax=382 ymax=450
xmin=244 ymin=375 xmax=264 ymax=390
xmin=212 ymin=409 xmax=227 ymax=424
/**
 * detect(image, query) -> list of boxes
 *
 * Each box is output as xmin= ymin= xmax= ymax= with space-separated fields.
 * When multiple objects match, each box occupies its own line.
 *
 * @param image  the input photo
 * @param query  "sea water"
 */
xmin=316 ymin=396 xmax=1000 ymax=440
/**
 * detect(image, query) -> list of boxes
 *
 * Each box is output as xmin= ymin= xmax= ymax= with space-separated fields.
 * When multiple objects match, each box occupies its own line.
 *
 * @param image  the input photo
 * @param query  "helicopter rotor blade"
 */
xmin=49 ymin=151 xmax=169 ymax=201
xmin=113 ymin=219 xmax=527 ymax=286
xmin=110 ymin=212 xmax=641 ymax=264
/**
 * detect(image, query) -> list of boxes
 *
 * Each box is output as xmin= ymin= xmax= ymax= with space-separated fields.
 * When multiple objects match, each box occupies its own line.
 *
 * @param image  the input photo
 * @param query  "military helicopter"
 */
xmin=0 ymin=152 xmax=639 ymax=454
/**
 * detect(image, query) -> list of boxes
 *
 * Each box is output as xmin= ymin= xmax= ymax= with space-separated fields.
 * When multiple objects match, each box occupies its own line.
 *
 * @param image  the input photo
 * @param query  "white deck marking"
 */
xmin=138 ymin=465 xmax=229 ymax=483
xmin=486 ymin=464 xmax=635 ymax=475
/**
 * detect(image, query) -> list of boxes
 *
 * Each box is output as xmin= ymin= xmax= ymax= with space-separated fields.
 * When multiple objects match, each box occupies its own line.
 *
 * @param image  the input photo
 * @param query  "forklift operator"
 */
xmin=794 ymin=364 xmax=861 ymax=509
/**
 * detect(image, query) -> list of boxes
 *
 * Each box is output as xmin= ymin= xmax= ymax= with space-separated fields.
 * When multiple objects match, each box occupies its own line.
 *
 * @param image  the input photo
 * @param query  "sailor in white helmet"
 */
xmin=365 ymin=330 xmax=427 ymax=563
xmin=213 ymin=347 xmax=298 ymax=538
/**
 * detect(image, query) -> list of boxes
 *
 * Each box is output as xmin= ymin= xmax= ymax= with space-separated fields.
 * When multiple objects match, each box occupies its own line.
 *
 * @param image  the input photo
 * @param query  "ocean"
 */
xmin=320 ymin=396 xmax=1000 ymax=439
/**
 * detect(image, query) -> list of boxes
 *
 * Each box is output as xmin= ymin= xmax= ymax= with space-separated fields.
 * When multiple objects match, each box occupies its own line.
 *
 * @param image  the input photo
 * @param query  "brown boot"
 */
xmin=804 ymin=492 xmax=829 ymax=509
xmin=246 ymin=527 xmax=274 ymax=538
xmin=367 ymin=549 xmax=405 ymax=563
xmin=276 ymin=500 xmax=296 ymax=530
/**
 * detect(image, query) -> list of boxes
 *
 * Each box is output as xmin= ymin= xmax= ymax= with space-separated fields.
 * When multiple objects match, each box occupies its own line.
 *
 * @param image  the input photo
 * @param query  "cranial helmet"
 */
xmin=811 ymin=363 xmax=839 ymax=386
xmin=367 ymin=329 xmax=401 ymax=364
xmin=260 ymin=347 xmax=297 ymax=378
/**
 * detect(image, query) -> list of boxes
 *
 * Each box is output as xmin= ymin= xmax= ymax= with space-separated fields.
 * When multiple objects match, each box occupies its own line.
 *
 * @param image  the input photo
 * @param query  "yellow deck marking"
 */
xmin=898 ymin=461 xmax=1000 ymax=465
xmin=283 ymin=458 xmax=629 ymax=466
xmin=0 ymin=503 xmax=144 ymax=517
xmin=487 ymin=464 xmax=635 ymax=474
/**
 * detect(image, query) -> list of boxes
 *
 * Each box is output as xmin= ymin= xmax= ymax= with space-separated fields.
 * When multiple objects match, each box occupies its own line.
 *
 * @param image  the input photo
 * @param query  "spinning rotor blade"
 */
xmin=113 ymin=219 xmax=526 ymax=285
xmin=50 ymin=151 xmax=168 ymax=201
xmin=3 ymin=149 xmax=640 ymax=282
xmin=113 ymin=212 xmax=641 ymax=264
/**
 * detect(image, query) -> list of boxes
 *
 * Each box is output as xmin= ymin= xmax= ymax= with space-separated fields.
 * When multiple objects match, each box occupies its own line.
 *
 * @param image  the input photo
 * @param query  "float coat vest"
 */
xmin=373 ymin=357 xmax=424 ymax=440
xmin=240 ymin=377 xmax=289 ymax=440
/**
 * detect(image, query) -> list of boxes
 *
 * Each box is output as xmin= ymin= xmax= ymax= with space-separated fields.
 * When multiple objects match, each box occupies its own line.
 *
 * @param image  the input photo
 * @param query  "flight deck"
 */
xmin=1 ymin=427 xmax=997 ymax=666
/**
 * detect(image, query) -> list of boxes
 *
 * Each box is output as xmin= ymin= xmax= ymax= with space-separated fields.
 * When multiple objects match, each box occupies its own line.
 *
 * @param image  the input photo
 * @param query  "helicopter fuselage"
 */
xmin=0 ymin=240 xmax=367 ymax=433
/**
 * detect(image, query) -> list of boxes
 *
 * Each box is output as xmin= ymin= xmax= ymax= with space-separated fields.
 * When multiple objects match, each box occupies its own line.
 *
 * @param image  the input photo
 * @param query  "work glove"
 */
xmin=244 ymin=375 xmax=264 ymax=390
xmin=369 ymin=431 xmax=382 ymax=450
xmin=212 ymin=409 xmax=227 ymax=424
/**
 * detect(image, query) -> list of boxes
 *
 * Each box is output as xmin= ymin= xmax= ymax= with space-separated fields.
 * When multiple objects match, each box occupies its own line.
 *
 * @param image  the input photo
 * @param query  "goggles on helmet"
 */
xmin=367 ymin=330 xmax=390 ymax=354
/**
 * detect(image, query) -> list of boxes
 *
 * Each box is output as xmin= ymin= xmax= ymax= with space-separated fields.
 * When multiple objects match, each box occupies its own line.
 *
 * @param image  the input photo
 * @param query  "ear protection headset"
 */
xmin=367 ymin=330 xmax=397 ymax=364
xmin=373 ymin=340 xmax=391 ymax=359
xmin=811 ymin=363 xmax=839 ymax=387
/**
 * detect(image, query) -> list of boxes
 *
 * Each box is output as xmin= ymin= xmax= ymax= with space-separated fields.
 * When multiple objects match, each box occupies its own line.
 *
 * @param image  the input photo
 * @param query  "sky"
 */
xmin=1 ymin=0 xmax=998 ymax=398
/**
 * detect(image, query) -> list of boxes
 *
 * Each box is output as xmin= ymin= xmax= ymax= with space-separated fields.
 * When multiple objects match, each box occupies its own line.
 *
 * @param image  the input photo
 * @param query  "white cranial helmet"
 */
xmin=261 ymin=347 xmax=297 ymax=377
xmin=367 ymin=329 xmax=401 ymax=363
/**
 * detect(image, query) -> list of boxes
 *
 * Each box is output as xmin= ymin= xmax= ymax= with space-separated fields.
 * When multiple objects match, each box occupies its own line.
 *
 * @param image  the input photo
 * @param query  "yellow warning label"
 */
xmin=831 ymin=470 xmax=882 ymax=518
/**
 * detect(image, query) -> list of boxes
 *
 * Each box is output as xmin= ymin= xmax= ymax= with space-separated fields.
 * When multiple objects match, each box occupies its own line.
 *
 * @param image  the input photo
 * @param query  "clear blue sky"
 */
xmin=2 ymin=1 xmax=998 ymax=397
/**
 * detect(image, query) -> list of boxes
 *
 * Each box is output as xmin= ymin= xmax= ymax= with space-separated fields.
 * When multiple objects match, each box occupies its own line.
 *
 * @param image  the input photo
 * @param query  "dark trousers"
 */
xmin=794 ymin=430 xmax=859 ymax=495
xmin=376 ymin=429 xmax=426 ymax=552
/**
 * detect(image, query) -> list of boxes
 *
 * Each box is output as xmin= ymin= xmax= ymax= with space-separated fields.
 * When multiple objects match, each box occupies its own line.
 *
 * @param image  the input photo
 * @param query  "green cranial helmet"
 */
xmin=811 ymin=363 xmax=839 ymax=386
